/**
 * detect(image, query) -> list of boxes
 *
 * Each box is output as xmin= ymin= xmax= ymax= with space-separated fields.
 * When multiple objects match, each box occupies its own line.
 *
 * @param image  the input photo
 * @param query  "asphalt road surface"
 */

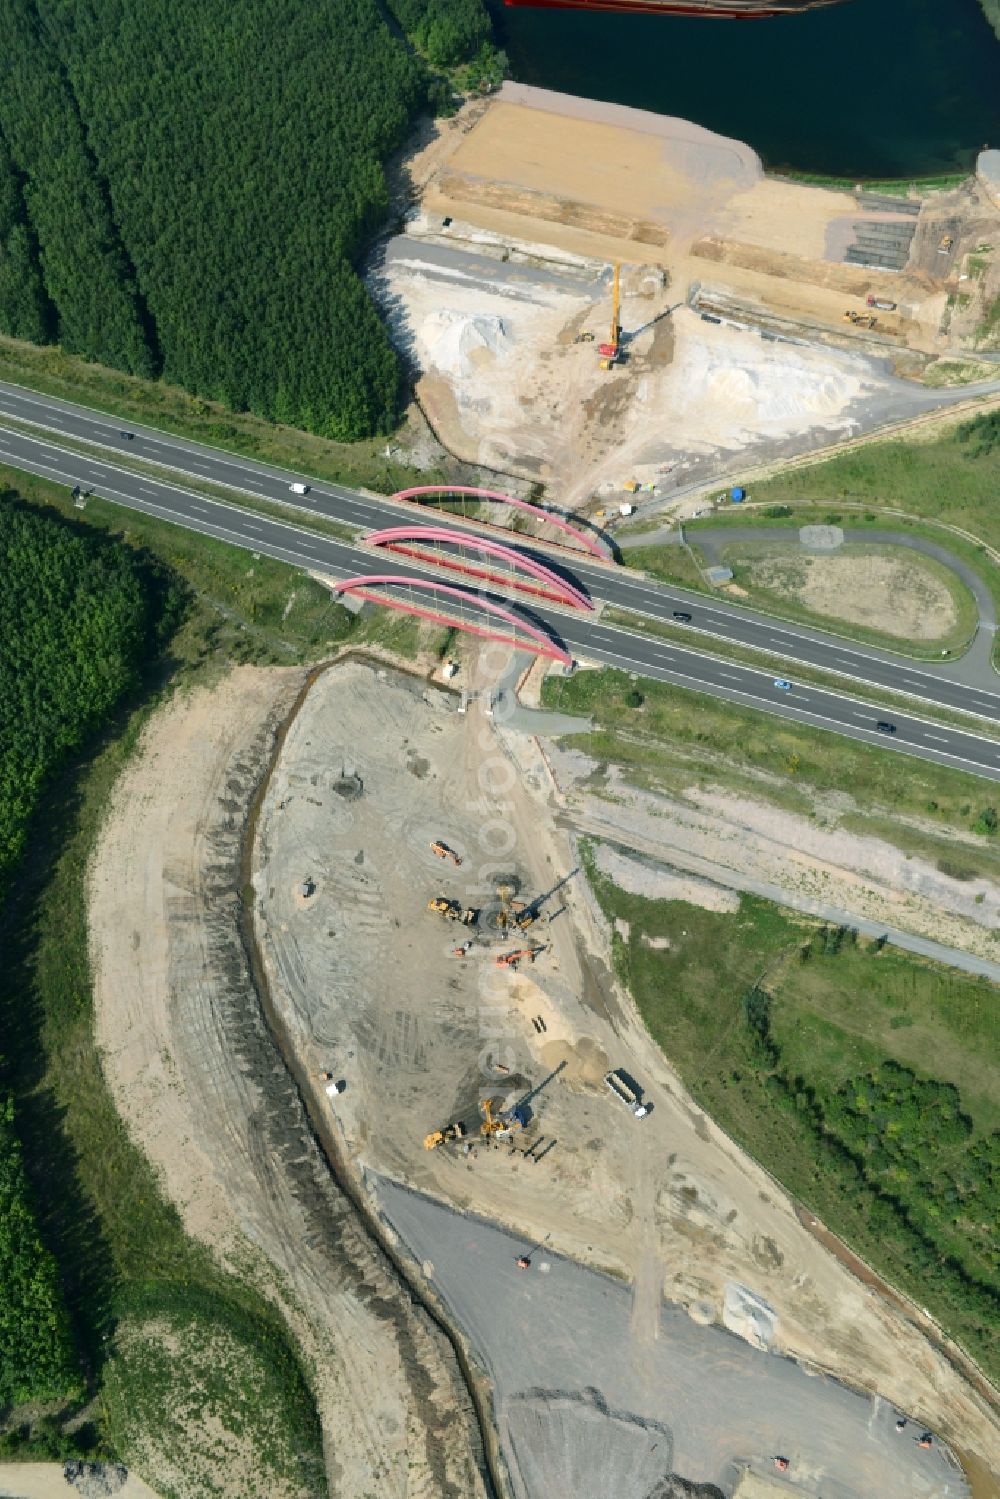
xmin=374 ymin=1178 xmax=968 ymax=1499
xmin=3 ymin=377 xmax=1000 ymax=712
xmin=3 ymin=387 xmax=1000 ymax=781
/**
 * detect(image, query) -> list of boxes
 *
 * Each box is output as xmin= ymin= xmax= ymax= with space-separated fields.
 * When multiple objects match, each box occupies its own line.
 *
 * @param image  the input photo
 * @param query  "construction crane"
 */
xmin=430 ymin=840 xmax=462 ymax=865
xmin=598 ymin=263 xmax=621 ymax=369
xmin=480 ymin=1098 xmax=527 ymax=1138
xmin=494 ymin=879 xmax=535 ymax=936
xmin=423 ymin=1120 xmax=466 ymax=1151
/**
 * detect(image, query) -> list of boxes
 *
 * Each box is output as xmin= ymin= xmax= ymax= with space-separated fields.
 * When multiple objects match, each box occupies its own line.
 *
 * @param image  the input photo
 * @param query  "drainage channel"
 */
xmin=236 ymin=651 xmax=507 ymax=1499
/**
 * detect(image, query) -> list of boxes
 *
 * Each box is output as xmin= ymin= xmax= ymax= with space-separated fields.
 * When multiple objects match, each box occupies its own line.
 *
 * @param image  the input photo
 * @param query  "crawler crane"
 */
xmin=598 ymin=263 xmax=622 ymax=370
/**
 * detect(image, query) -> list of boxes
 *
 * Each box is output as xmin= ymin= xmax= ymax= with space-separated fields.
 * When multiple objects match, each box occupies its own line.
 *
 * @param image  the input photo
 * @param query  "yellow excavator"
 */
xmin=424 ymin=1120 xmax=466 ymax=1151
xmin=428 ymin=896 xmax=477 ymax=925
xmin=599 ymin=263 xmax=621 ymax=370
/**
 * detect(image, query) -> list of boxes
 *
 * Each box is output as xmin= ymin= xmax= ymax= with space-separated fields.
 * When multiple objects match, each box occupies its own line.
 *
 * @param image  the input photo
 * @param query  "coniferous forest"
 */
xmin=0 ymin=0 xmax=493 ymax=439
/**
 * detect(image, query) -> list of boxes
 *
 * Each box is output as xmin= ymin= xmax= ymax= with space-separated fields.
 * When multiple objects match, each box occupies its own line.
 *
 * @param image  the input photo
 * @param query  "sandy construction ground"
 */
xmin=379 ymin=86 xmax=1000 ymax=506
xmin=88 ymin=666 xmax=488 ymax=1499
xmin=0 ymin=1465 xmax=160 ymax=1499
xmin=250 ymin=653 xmax=1000 ymax=1488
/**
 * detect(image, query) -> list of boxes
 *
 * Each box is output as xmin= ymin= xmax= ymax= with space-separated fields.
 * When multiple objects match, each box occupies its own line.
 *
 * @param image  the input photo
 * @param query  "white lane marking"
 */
xmin=589 ymin=654 xmax=1000 ymax=773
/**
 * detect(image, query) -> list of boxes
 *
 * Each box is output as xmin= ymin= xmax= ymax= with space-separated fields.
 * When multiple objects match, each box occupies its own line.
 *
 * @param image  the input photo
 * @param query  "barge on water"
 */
xmin=504 ymin=0 xmax=846 ymax=15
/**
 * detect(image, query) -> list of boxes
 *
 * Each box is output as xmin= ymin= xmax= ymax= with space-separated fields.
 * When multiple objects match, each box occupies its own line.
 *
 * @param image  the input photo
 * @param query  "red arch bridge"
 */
xmin=391 ymin=486 xmax=609 ymax=561
xmin=333 ymin=576 xmax=573 ymax=665
xmin=364 ymin=525 xmax=593 ymax=611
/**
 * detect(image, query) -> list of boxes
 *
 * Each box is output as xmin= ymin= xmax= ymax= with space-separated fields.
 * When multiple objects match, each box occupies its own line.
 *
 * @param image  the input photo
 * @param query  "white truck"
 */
xmin=605 ymin=1069 xmax=648 ymax=1119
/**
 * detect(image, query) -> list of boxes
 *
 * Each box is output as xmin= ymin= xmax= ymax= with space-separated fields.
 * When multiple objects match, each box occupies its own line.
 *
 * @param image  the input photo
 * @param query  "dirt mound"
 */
xmin=505 ymin=1387 xmax=680 ymax=1499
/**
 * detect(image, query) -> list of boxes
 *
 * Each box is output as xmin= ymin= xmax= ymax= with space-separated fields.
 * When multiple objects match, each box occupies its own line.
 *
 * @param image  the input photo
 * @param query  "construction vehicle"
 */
xmin=605 ymin=1069 xmax=649 ymax=1119
xmin=480 ymin=1097 xmax=528 ymax=1138
xmin=598 ymin=263 xmax=621 ymax=367
xmin=866 ymin=295 xmax=897 ymax=311
xmin=496 ymin=947 xmax=536 ymax=969
xmin=424 ymin=1120 xmax=467 ymax=1151
xmin=843 ymin=309 xmax=878 ymax=329
xmin=430 ymin=840 xmax=462 ymax=865
xmin=937 ymin=234 xmax=954 ymax=255
xmin=428 ymin=896 xmax=477 ymax=924
xmin=573 ymin=331 xmax=595 ymax=343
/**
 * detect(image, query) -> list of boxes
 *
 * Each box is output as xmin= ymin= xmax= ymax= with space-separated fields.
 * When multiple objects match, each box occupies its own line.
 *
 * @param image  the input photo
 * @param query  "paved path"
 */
xmin=573 ymin=808 xmax=1000 ymax=983
xmin=373 ymin=1178 xmax=968 ymax=1499
xmin=620 ymin=524 xmax=997 ymax=681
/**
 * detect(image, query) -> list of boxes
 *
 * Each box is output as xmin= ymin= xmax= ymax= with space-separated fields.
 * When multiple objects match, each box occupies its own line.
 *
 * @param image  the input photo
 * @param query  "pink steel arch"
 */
xmin=392 ymin=486 xmax=607 ymax=561
xmin=334 ymin=575 xmax=572 ymax=664
xmin=365 ymin=526 xmax=593 ymax=611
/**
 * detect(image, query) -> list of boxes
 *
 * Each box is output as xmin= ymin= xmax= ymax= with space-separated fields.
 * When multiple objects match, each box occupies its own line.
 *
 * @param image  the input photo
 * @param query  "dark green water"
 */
xmin=491 ymin=0 xmax=1000 ymax=177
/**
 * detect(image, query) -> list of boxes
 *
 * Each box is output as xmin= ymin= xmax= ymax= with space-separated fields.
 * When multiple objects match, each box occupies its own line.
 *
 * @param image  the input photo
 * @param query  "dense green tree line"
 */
xmin=0 ymin=1094 xmax=79 ymax=1404
xmin=0 ymin=0 xmax=155 ymax=373
xmin=740 ymin=973 xmax=1000 ymax=1370
xmin=0 ymin=496 xmax=152 ymax=896
xmin=387 ymin=0 xmax=491 ymax=66
xmin=0 ymin=130 xmax=53 ymax=344
xmin=0 ymin=0 xmax=496 ymax=440
xmin=0 ymin=496 xmax=161 ymax=1410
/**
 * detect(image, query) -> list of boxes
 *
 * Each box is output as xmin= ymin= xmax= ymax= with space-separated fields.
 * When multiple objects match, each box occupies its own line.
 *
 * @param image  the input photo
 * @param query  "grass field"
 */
xmin=626 ymin=534 xmax=980 ymax=660
xmin=775 ymin=171 xmax=968 ymax=196
xmin=716 ymin=540 xmax=979 ymax=658
xmin=583 ymin=846 xmax=1000 ymax=1382
xmin=744 ymin=414 xmax=1000 ymax=559
xmin=541 ymin=667 xmax=1000 ymax=869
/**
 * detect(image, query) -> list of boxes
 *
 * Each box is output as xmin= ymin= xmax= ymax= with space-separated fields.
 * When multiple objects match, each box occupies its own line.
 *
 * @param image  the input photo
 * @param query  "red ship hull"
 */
xmin=504 ymin=0 xmax=838 ymax=14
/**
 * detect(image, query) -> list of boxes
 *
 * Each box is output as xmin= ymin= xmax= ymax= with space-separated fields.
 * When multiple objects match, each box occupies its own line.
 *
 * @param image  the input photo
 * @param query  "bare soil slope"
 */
xmin=88 ymin=665 xmax=488 ymax=1499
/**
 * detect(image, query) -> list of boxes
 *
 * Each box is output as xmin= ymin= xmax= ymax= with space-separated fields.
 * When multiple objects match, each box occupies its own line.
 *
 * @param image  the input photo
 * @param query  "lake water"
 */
xmin=492 ymin=0 xmax=1000 ymax=177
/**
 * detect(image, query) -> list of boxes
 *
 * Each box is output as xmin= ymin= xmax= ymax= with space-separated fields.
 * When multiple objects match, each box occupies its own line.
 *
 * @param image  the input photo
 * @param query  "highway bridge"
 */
xmin=1 ymin=379 xmax=999 ymax=782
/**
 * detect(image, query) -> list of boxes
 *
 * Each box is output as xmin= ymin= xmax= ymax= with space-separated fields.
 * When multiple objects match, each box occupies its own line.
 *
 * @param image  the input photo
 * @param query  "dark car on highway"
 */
xmin=672 ymin=611 xmax=692 ymax=623
xmin=876 ymin=721 xmax=897 ymax=735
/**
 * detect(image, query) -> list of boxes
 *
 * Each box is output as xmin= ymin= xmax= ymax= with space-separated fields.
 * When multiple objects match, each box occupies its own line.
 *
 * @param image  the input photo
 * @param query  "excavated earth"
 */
xmin=88 ymin=664 xmax=489 ymax=1499
xmin=251 ymin=653 xmax=1000 ymax=1499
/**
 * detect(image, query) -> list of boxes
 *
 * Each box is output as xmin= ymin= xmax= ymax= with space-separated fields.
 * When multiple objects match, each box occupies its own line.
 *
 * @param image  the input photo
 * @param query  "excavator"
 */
xmin=599 ymin=263 xmax=621 ymax=370
xmin=430 ymin=840 xmax=462 ymax=865
xmin=424 ymin=1120 xmax=466 ymax=1151
xmin=496 ymin=948 xmax=537 ymax=970
xmin=428 ymin=896 xmax=477 ymax=925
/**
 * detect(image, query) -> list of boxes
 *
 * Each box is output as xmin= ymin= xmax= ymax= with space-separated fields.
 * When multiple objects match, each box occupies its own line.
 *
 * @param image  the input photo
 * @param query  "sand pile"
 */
xmin=662 ymin=319 xmax=871 ymax=452
xmin=422 ymin=309 xmax=510 ymax=377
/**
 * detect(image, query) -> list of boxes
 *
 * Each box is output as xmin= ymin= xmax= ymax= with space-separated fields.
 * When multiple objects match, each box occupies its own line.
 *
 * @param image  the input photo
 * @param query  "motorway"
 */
xmin=2 ymin=381 xmax=1000 ymax=781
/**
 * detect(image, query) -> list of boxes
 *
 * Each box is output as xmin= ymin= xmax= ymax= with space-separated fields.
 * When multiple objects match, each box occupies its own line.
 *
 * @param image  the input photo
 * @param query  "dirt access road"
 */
xmin=88 ymin=665 xmax=488 ymax=1499
xmin=249 ymin=649 xmax=1000 ymax=1493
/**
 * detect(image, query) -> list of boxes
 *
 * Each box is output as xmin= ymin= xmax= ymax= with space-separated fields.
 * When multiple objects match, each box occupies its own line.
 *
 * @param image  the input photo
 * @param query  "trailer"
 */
xmin=605 ymin=1069 xmax=648 ymax=1119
